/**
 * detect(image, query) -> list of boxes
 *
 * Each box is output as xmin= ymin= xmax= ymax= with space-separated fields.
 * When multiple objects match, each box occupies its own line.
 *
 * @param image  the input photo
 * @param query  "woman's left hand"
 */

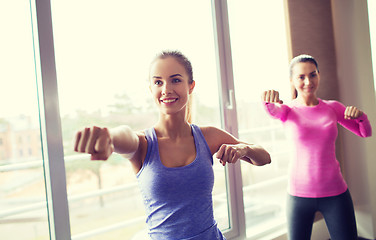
xmin=215 ymin=144 xmax=247 ymax=166
xmin=344 ymin=106 xmax=363 ymax=120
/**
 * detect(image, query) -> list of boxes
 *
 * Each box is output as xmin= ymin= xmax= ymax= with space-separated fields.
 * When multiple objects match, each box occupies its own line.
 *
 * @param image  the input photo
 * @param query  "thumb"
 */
xmin=93 ymin=128 xmax=113 ymax=160
xmin=215 ymin=145 xmax=225 ymax=159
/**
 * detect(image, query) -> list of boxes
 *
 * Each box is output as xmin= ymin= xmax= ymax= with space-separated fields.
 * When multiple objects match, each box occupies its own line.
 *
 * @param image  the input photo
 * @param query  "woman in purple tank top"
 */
xmin=74 ymin=50 xmax=271 ymax=239
xmin=262 ymin=54 xmax=372 ymax=240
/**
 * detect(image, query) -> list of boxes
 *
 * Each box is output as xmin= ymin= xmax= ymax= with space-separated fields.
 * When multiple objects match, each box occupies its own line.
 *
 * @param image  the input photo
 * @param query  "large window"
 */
xmin=0 ymin=1 xmax=49 ymax=239
xmin=227 ymin=1 xmax=291 ymax=238
xmin=1 ymin=1 xmax=295 ymax=239
xmin=369 ymin=0 xmax=376 ymax=92
xmin=51 ymin=0 xmax=229 ymax=239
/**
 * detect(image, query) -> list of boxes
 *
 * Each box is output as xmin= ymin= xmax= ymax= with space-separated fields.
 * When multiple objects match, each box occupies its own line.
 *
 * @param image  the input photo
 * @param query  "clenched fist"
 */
xmin=215 ymin=143 xmax=248 ymax=166
xmin=344 ymin=106 xmax=363 ymax=120
xmin=262 ymin=90 xmax=283 ymax=104
xmin=74 ymin=126 xmax=114 ymax=160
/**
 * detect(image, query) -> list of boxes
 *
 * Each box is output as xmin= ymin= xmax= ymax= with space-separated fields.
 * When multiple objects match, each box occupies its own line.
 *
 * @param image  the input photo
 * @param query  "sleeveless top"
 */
xmin=136 ymin=124 xmax=226 ymax=240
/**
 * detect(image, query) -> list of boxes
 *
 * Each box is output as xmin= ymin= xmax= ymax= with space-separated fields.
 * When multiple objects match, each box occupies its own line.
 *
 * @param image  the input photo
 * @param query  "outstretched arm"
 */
xmin=262 ymin=90 xmax=290 ymax=121
xmin=201 ymin=126 xmax=271 ymax=166
xmin=74 ymin=125 xmax=145 ymax=173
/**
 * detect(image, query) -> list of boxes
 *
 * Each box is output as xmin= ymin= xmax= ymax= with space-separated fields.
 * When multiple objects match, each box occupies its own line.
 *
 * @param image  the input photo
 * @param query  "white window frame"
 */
xmin=212 ymin=0 xmax=245 ymax=239
xmin=31 ymin=0 xmax=71 ymax=239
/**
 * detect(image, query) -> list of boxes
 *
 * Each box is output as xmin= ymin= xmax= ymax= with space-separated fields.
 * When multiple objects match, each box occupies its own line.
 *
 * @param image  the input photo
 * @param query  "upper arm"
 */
xmin=325 ymin=100 xmax=345 ymax=119
xmin=124 ymin=131 xmax=148 ymax=174
xmin=200 ymin=126 xmax=240 ymax=155
xmin=326 ymin=100 xmax=372 ymax=137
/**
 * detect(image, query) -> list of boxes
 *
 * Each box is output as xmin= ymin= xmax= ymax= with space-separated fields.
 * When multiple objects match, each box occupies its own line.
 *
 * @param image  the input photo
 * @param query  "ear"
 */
xmin=189 ymin=80 xmax=195 ymax=94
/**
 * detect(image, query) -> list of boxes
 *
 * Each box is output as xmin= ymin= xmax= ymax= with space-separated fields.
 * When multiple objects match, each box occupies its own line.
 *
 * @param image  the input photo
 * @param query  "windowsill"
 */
xmin=245 ymin=217 xmax=287 ymax=240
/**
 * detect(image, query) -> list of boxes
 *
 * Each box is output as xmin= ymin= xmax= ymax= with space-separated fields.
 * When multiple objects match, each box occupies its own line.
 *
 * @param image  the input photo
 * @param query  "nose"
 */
xmin=304 ymin=76 xmax=312 ymax=85
xmin=162 ymin=82 xmax=173 ymax=95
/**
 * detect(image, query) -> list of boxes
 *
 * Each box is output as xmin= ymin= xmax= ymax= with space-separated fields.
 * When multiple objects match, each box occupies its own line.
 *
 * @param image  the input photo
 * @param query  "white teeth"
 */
xmin=162 ymin=99 xmax=177 ymax=103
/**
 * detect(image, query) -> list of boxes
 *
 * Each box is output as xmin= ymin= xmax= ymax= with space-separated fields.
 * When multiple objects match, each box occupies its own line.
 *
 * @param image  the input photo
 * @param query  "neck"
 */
xmin=296 ymin=95 xmax=319 ymax=106
xmin=155 ymin=113 xmax=191 ymax=139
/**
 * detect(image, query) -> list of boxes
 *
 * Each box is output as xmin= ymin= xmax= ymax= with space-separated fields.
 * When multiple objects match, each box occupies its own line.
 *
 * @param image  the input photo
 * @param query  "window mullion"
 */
xmin=32 ymin=0 xmax=71 ymax=239
xmin=211 ymin=0 xmax=246 ymax=239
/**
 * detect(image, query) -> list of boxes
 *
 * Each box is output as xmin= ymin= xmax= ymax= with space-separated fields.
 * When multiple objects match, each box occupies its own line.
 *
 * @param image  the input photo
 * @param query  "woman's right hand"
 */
xmin=262 ymin=90 xmax=283 ymax=104
xmin=74 ymin=126 xmax=114 ymax=160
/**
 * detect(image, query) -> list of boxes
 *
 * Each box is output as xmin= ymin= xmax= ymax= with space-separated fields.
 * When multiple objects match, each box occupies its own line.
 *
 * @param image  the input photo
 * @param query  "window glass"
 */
xmin=227 ymin=1 xmax=291 ymax=238
xmin=51 ymin=0 xmax=229 ymax=238
xmin=368 ymin=0 xmax=376 ymax=91
xmin=0 ymin=1 xmax=49 ymax=239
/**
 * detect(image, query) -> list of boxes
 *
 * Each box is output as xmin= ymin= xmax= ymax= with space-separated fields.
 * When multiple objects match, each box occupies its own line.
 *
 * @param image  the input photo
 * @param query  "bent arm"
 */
xmin=202 ymin=126 xmax=271 ymax=166
xmin=328 ymin=101 xmax=372 ymax=137
xmin=238 ymin=143 xmax=272 ymax=166
xmin=340 ymin=113 xmax=372 ymax=137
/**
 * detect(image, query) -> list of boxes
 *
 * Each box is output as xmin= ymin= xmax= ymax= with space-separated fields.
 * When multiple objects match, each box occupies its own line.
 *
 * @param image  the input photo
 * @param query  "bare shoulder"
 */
xmin=199 ymin=126 xmax=239 ymax=154
xmin=200 ymin=126 xmax=232 ymax=139
xmin=134 ymin=130 xmax=148 ymax=158
xmin=129 ymin=130 xmax=148 ymax=173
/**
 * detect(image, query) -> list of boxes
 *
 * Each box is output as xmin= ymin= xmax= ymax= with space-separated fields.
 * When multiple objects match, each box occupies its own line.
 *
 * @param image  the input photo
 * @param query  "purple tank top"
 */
xmin=136 ymin=124 xmax=226 ymax=240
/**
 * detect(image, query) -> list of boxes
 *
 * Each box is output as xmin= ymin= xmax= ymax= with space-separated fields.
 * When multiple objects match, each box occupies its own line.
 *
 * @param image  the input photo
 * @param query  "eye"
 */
xmin=154 ymin=80 xmax=163 ymax=85
xmin=310 ymin=73 xmax=317 ymax=78
xmin=298 ymin=76 xmax=305 ymax=80
xmin=172 ymin=78 xmax=181 ymax=83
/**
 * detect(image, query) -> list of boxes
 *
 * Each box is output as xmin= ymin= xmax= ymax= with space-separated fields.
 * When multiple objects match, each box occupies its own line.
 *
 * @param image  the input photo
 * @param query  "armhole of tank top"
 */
xmin=191 ymin=124 xmax=214 ymax=165
xmin=136 ymin=129 xmax=152 ymax=177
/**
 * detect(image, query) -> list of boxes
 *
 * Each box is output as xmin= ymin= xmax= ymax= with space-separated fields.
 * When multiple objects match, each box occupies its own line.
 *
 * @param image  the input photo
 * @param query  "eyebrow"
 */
xmin=170 ymin=74 xmax=182 ymax=78
xmin=152 ymin=74 xmax=183 ymax=79
xmin=298 ymin=70 xmax=317 ymax=76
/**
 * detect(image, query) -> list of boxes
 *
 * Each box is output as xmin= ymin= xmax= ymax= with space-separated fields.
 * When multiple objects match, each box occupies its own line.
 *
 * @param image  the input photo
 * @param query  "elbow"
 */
xmin=267 ymin=153 xmax=272 ymax=164
xmin=363 ymin=132 xmax=372 ymax=138
xmin=264 ymin=152 xmax=272 ymax=165
xmin=361 ymin=129 xmax=372 ymax=138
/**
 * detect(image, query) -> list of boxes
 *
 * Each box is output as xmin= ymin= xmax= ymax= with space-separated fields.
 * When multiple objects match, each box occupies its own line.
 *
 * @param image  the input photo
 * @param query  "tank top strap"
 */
xmin=190 ymin=124 xmax=213 ymax=165
xmin=137 ymin=127 xmax=158 ymax=177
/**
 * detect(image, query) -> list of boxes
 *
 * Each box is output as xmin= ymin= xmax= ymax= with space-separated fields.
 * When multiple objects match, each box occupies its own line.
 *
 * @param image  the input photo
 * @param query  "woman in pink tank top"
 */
xmin=262 ymin=54 xmax=372 ymax=240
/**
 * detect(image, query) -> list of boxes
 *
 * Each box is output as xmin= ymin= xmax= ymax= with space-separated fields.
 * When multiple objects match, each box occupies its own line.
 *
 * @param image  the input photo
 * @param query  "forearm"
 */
xmin=339 ymin=113 xmax=372 ymax=137
xmin=110 ymin=125 xmax=140 ymax=155
xmin=356 ymin=113 xmax=372 ymax=137
xmin=241 ymin=144 xmax=271 ymax=166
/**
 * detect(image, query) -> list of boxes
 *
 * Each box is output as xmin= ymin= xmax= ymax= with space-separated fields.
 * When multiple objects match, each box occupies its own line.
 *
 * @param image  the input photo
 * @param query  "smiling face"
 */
xmin=291 ymin=62 xmax=320 ymax=99
xmin=149 ymin=57 xmax=195 ymax=117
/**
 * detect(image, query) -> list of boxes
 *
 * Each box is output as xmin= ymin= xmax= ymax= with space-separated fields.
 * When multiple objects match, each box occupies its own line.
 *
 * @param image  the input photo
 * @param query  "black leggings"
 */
xmin=287 ymin=189 xmax=358 ymax=240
